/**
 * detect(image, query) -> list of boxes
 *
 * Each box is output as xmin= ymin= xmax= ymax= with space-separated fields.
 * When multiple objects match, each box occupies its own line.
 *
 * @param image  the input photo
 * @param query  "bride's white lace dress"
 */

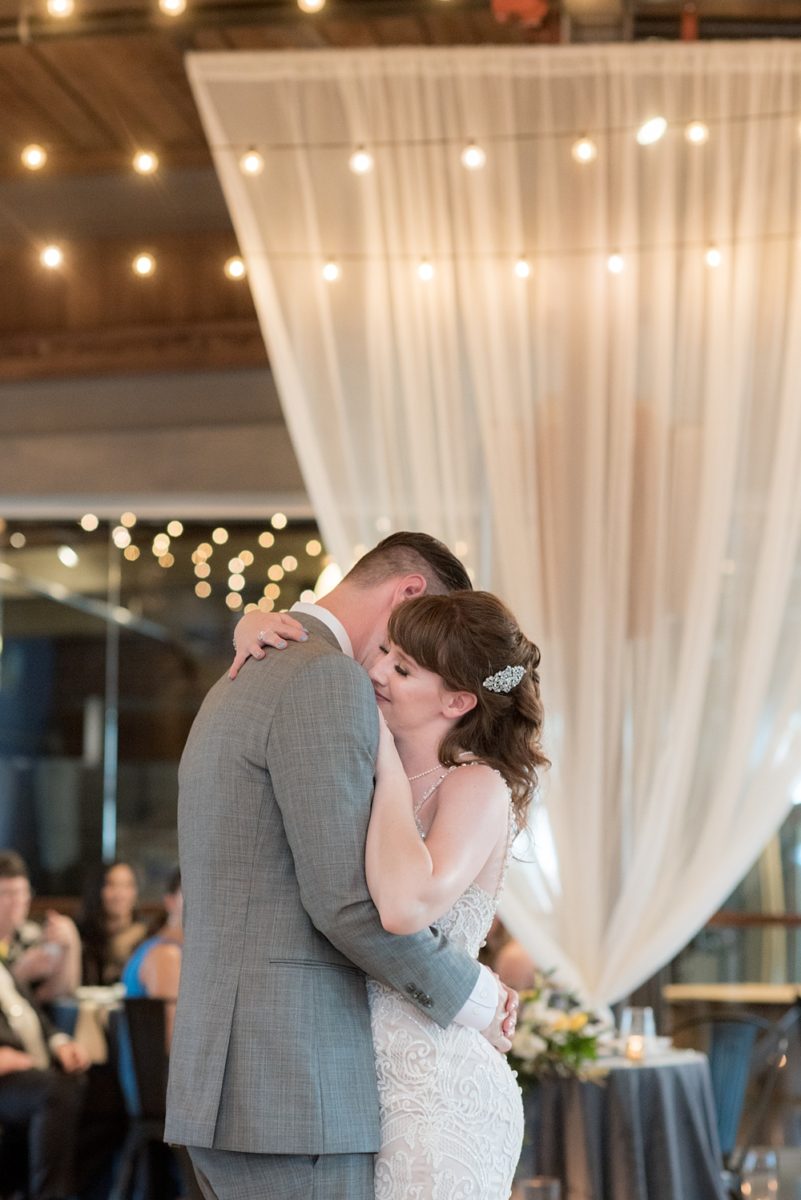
xmin=366 ymin=774 xmax=524 ymax=1199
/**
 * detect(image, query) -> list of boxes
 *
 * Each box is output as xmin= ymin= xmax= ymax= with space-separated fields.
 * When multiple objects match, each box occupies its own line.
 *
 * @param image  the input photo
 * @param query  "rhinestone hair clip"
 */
xmin=482 ymin=664 xmax=525 ymax=694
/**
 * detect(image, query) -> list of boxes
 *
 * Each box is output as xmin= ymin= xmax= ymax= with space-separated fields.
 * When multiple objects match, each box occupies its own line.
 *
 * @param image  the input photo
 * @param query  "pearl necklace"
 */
xmin=406 ymin=764 xmax=443 ymax=783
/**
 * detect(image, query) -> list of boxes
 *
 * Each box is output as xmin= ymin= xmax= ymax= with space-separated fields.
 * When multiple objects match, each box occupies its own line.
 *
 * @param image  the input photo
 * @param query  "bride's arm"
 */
xmin=366 ymin=718 xmax=507 ymax=936
xmin=228 ymin=610 xmax=308 ymax=679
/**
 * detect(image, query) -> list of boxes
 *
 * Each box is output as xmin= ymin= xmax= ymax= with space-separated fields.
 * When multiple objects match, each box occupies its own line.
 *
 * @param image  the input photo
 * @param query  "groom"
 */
xmin=165 ymin=532 xmax=516 ymax=1200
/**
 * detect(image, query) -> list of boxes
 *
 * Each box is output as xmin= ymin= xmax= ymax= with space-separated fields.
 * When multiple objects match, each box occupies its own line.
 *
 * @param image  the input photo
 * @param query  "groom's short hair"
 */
xmin=346 ymin=532 xmax=472 ymax=595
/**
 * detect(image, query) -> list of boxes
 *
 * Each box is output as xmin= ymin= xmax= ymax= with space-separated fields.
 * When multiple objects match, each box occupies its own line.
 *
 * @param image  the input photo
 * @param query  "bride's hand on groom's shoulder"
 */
xmin=229 ymin=611 xmax=308 ymax=679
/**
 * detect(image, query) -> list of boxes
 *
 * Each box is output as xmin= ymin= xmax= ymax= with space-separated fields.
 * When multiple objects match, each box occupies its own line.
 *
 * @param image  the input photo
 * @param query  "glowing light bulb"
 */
xmin=225 ymin=256 xmax=246 ymax=280
xmin=57 ymin=546 xmax=79 ymax=567
xmin=240 ymin=149 xmax=264 ymax=176
xmin=195 ymin=581 xmax=211 ymax=598
xmin=133 ymin=150 xmax=159 ymax=175
xmin=40 ymin=244 xmax=63 ymax=269
xmin=80 ymin=513 xmax=99 ymax=531
xmin=322 ymin=260 xmax=340 ymax=282
xmin=21 ymin=144 xmax=47 ymax=170
xmin=636 ymin=117 xmax=668 ymax=146
xmin=271 ymin=513 xmax=287 ymax=530
xmin=47 ymin=0 xmax=74 ymax=17
xmin=514 ymin=257 xmax=531 ymax=279
xmin=298 ymin=0 xmax=325 ymax=10
xmin=349 ymin=147 xmax=374 ymax=175
xmin=159 ymin=0 xmax=186 ymax=13
xmin=120 ymin=512 xmax=137 ymax=528
xmin=705 ymin=245 xmax=722 ymax=268
xmin=167 ymin=520 xmax=183 ymax=536
xmin=460 ymin=142 xmax=486 ymax=171
xmin=607 ymin=253 xmax=624 ymax=274
xmin=571 ymin=136 xmax=597 ymax=164
xmin=685 ymin=121 xmax=709 ymax=145
xmin=417 ymin=259 xmax=434 ymax=282
xmin=133 ymin=252 xmax=156 ymax=277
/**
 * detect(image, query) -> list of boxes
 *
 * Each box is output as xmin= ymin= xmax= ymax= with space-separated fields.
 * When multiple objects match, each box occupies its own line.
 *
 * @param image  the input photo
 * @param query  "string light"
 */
xmin=133 ymin=150 xmax=159 ymax=175
xmin=349 ymin=146 xmax=374 ymax=175
xmin=514 ymin=257 xmax=531 ymax=279
xmin=57 ymin=546 xmax=79 ymax=567
xmin=133 ymin=252 xmax=156 ymax=277
xmin=158 ymin=553 xmax=175 ymax=568
xmin=196 ymin=542 xmax=213 ymax=558
xmin=225 ymin=256 xmax=246 ymax=280
xmin=258 ymin=531 xmax=275 ymax=548
xmin=607 ymin=253 xmax=625 ymax=274
xmin=268 ymin=564 xmax=285 ymax=582
xmin=112 ymin=527 xmax=131 ymax=549
xmin=282 ymin=555 xmax=298 ymax=571
xmin=300 ymin=589 xmax=316 ymax=603
xmin=244 ymin=603 xmax=259 ymax=613
xmin=21 ymin=144 xmax=47 ymax=170
xmin=40 ymin=245 xmax=63 ymax=270
xmin=226 ymin=592 xmax=244 ymax=610
xmin=194 ymin=562 xmax=211 ymax=578
xmin=460 ymin=141 xmax=486 ymax=170
xmin=239 ymin=149 xmax=265 ymax=176
xmin=212 ymin=527 xmax=229 ymax=544
xmin=306 ymin=538 xmax=322 ymax=556
xmin=417 ymin=259 xmax=434 ymax=282
xmin=264 ymin=583 xmax=281 ymax=600
xmin=259 ymin=597 xmax=275 ymax=612
xmin=228 ymin=556 xmax=244 ymax=573
xmin=271 ymin=513 xmax=287 ymax=530
xmin=322 ymin=260 xmax=340 ymax=282
xmin=571 ymin=135 xmax=598 ymax=164
xmin=705 ymin=245 xmax=722 ymax=268
xmin=120 ymin=512 xmax=137 ymax=528
xmin=9 ymin=533 xmax=26 ymax=549
xmin=239 ymin=550 xmax=254 ymax=566
xmin=47 ymin=0 xmax=74 ymax=16
xmin=80 ymin=513 xmax=99 ymax=531
xmin=685 ymin=121 xmax=709 ymax=145
xmin=159 ymin=0 xmax=186 ymax=13
xmin=636 ymin=116 xmax=668 ymax=145
xmin=228 ymin=574 xmax=245 ymax=591
xmin=167 ymin=520 xmax=183 ymax=537
xmin=298 ymin=0 xmax=325 ymax=10
xmin=123 ymin=545 xmax=140 ymax=561
xmin=195 ymin=581 xmax=211 ymax=598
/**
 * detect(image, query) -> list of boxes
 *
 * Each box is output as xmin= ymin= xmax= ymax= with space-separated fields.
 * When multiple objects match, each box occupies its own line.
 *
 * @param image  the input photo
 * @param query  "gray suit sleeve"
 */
xmin=267 ymin=652 xmax=480 ymax=1029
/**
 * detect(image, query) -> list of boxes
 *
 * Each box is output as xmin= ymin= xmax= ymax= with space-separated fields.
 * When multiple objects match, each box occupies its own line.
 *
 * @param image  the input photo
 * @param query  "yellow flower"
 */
xmin=568 ymin=1012 xmax=589 ymax=1033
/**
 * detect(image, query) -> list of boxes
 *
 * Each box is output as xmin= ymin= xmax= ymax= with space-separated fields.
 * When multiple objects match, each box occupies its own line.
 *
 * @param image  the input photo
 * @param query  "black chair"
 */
xmin=672 ymin=1011 xmax=789 ymax=1197
xmin=108 ymin=998 xmax=170 ymax=1200
xmin=109 ymin=998 xmax=203 ymax=1200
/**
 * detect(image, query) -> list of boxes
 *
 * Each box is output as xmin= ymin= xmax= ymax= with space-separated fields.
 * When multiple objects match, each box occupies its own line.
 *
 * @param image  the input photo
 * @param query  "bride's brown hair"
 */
xmin=387 ymin=590 xmax=548 ymax=827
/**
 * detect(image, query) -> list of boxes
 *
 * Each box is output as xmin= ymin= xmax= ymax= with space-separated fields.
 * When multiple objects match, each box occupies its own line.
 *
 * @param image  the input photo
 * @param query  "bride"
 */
xmin=235 ymin=588 xmax=548 ymax=1198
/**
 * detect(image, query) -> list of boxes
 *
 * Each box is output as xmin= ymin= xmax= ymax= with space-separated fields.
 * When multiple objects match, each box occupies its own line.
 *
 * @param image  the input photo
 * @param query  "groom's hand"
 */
xmin=481 ymin=978 xmax=518 ymax=1054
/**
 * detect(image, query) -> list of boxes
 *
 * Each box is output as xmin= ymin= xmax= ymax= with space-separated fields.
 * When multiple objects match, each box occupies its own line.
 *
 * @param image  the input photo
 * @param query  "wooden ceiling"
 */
xmin=1 ymin=0 xmax=799 ymax=383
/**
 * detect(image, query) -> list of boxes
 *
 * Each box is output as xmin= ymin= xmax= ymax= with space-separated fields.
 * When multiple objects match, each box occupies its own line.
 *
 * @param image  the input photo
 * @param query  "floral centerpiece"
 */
xmin=509 ymin=969 xmax=607 ymax=1084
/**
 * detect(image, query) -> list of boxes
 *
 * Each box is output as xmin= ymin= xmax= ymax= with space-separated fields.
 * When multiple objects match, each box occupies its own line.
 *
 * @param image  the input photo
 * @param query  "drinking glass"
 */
xmin=618 ymin=1006 xmax=656 ymax=1041
xmin=740 ymin=1148 xmax=779 ymax=1199
xmin=514 ymin=1179 xmax=561 ymax=1200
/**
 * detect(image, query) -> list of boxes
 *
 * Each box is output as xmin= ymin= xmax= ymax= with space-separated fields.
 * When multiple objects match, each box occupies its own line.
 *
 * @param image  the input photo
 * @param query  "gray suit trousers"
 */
xmin=188 ymin=1146 xmax=373 ymax=1200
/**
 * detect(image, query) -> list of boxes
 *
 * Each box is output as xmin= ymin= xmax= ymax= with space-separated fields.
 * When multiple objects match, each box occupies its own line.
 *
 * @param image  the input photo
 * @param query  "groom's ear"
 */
xmin=394 ymin=573 xmax=427 ymax=603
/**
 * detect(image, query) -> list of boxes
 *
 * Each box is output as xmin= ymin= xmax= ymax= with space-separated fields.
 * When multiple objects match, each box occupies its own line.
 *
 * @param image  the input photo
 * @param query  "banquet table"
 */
xmin=517 ymin=1049 xmax=727 ymax=1200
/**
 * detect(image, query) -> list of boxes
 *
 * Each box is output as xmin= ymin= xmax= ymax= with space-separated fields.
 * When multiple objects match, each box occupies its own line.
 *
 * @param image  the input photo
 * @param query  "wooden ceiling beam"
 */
xmin=0 ymin=316 xmax=267 ymax=380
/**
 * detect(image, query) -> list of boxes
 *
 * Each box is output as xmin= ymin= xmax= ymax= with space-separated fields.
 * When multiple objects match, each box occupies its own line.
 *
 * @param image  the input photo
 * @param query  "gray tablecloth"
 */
xmin=518 ymin=1053 xmax=726 ymax=1200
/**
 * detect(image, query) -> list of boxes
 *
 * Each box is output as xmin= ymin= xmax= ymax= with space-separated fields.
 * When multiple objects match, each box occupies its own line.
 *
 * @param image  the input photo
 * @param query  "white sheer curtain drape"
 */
xmin=189 ymin=43 xmax=801 ymax=1006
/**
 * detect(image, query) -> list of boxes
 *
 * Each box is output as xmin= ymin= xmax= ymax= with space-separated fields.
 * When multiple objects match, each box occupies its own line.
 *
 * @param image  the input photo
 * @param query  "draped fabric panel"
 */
xmin=189 ymin=43 xmax=801 ymax=1005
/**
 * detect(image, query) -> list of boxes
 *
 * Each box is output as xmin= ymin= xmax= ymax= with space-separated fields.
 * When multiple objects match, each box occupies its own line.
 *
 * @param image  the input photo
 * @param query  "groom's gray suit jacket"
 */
xmin=165 ymin=614 xmax=480 ymax=1156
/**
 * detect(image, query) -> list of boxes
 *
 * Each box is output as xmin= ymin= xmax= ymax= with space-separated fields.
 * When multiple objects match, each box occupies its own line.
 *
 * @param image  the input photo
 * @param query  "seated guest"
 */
xmin=0 ymin=850 xmax=82 ymax=1003
xmin=483 ymin=915 xmax=538 ymax=992
xmin=79 ymin=860 xmax=148 ymax=986
xmin=122 ymin=868 xmax=183 ymax=1044
xmin=0 ymin=957 xmax=89 ymax=1200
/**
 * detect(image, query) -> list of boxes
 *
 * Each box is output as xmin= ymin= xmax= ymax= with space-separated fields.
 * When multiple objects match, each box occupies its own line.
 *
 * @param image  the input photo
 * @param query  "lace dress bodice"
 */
xmin=367 ymin=767 xmax=523 ymax=1199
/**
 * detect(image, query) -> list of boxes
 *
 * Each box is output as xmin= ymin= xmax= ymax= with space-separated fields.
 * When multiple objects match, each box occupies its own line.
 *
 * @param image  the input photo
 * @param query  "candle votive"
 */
xmin=625 ymin=1034 xmax=645 ymax=1061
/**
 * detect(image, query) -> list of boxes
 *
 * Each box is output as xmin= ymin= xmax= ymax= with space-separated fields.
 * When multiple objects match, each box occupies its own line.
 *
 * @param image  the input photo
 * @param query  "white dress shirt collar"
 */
xmin=290 ymin=602 xmax=354 ymax=659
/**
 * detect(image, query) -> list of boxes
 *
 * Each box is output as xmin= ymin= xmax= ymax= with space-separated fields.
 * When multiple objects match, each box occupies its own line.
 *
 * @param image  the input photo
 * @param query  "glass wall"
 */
xmin=0 ymin=515 xmax=324 ymax=899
